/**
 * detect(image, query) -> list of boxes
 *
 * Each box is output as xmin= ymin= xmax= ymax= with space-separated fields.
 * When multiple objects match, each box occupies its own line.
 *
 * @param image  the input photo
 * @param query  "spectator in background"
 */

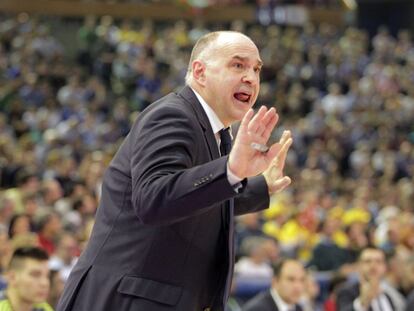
xmin=39 ymin=179 xmax=64 ymax=214
xmin=0 ymin=195 xmax=14 ymax=233
xmin=3 ymin=169 xmax=40 ymax=214
xmin=336 ymin=247 xmax=405 ymax=311
xmin=300 ymin=272 xmax=321 ymax=311
xmin=48 ymin=233 xmax=79 ymax=282
xmin=48 ymin=269 xmax=65 ymax=309
xmin=0 ymin=247 xmax=53 ymax=311
xmin=21 ymin=192 xmax=39 ymax=222
xmin=7 ymin=213 xmax=38 ymax=251
xmin=0 ymin=228 xmax=12 ymax=292
xmin=234 ymin=236 xmax=279 ymax=301
xmin=37 ymin=213 xmax=62 ymax=256
xmin=323 ymin=274 xmax=348 ymax=311
xmin=307 ymin=217 xmax=351 ymax=272
xmin=7 ymin=213 xmax=32 ymax=240
xmin=236 ymin=212 xmax=269 ymax=257
xmin=403 ymin=256 xmax=414 ymax=311
xmin=242 ymin=259 xmax=306 ymax=311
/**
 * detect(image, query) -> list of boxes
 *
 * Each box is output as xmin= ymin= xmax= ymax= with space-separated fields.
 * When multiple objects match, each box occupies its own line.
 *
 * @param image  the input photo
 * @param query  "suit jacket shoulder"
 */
xmin=242 ymin=290 xmax=278 ymax=311
xmin=336 ymin=281 xmax=359 ymax=311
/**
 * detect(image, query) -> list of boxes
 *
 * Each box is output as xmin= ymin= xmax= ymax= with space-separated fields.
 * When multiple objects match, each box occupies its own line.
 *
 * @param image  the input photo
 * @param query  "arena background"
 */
xmin=1 ymin=0 xmax=414 ymax=310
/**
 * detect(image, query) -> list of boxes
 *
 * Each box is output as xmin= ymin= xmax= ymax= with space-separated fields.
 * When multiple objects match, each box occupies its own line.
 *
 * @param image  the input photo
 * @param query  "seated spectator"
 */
xmin=236 ymin=212 xmax=268 ymax=258
xmin=401 ymin=256 xmax=414 ymax=311
xmin=48 ymin=233 xmax=79 ymax=282
xmin=242 ymin=259 xmax=307 ymax=311
xmin=0 ymin=247 xmax=53 ymax=311
xmin=233 ymin=236 xmax=279 ymax=300
xmin=336 ymin=247 xmax=405 ymax=311
xmin=308 ymin=218 xmax=351 ymax=272
xmin=37 ymin=213 xmax=62 ymax=256
xmin=48 ymin=269 xmax=65 ymax=309
xmin=323 ymin=274 xmax=348 ymax=311
xmin=300 ymin=272 xmax=321 ymax=311
xmin=7 ymin=213 xmax=39 ymax=251
xmin=0 ymin=228 xmax=12 ymax=293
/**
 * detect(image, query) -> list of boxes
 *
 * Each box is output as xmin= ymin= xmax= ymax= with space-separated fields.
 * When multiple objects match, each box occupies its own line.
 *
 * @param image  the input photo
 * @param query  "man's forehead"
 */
xmin=361 ymin=251 xmax=385 ymax=260
xmin=22 ymin=258 xmax=49 ymax=269
xmin=281 ymin=262 xmax=305 ymax=276
xmin=213 ymin=33 xmax=259 ymax=53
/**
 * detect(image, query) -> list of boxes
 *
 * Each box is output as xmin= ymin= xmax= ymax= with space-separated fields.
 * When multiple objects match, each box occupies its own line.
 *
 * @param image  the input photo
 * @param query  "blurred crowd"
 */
xmin=66 ymin=0 xmax=341 ymax=7
xmin=0 ymin=11 xmax=413 ymax=311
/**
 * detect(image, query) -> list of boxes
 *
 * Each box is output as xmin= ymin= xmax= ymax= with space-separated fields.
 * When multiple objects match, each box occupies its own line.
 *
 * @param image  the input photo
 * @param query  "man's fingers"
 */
xmin=271 ymin=176 xmax=291 ymax=193
xmin=239 ymin=108 xmax=255 ymax=133
xmin=279 ymin=130 xmax=291 ymax=147
xmin=275 ymin=137 xmax=293 ymax=171
xmin=266 ymin=142 xmax=282 ymax=160
xmin=247 ymin=106 xmax=267 ymax=133
xmin=262 ymin=111 xmax=279 ymax=141
xmin=269 ymin=134 xmax=292 ymax=167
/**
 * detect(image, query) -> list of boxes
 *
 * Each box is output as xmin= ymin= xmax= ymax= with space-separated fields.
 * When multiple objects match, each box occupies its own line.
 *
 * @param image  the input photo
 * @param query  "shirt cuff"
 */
xmin=353 ymin=298 xmax=368 ymax=311
xmin=227 ymin=162 xmax=243 ymax=192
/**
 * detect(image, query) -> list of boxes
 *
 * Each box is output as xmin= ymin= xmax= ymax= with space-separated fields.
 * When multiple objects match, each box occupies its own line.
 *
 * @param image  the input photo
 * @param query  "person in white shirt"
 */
xmin=336 ymin=247 xmax=406 ymax=311
xmin=242 ymin=259 xmax=306 ymax=311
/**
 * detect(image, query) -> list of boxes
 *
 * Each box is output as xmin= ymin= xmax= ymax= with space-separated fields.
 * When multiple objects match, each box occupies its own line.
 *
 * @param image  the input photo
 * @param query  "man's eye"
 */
xmin=254 ymin=67 xmax=261 ymax=73
xmin=234 ymin=63 xmax=243 ymax=69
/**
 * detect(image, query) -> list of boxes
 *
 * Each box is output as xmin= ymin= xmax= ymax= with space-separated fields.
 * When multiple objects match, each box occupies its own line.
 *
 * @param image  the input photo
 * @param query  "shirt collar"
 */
xmin=191 ymin=87 xmax=225 ymax=135
xmin=270 ymin=288 xmax=296 ymax=311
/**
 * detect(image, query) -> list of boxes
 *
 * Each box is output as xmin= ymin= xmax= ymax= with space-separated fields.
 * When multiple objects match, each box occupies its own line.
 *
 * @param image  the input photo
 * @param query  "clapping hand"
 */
xmin=228 ymin=106 xmax=292 ymax=194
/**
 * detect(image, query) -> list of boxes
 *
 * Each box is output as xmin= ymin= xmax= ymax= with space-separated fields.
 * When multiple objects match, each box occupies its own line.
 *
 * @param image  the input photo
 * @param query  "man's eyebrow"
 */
xmin=232 ymin=55 xmax=263 ymax=67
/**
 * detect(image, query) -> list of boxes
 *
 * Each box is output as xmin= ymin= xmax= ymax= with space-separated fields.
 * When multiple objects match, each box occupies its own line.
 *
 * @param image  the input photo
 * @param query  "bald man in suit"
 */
xmin=57 ymin=31 xmax=292 ymax=311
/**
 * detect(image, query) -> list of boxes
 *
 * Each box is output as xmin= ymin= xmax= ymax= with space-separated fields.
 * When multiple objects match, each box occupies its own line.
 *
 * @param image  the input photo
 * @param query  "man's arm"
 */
xmin=234 ymin=175 xmax=269 ymax=216
xmin=129 ymin=102 xmax=238 ymax=226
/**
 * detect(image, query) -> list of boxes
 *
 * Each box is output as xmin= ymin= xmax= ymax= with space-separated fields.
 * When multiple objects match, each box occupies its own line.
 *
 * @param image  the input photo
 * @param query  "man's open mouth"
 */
xmin=234 ymin=92 xmax=251 ymax=103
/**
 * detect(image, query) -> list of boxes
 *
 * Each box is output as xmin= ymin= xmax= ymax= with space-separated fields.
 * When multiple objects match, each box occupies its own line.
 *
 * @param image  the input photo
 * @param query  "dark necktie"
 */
xmin=219 ymin=127 xmax=232 ymax=156
xmin=219 ymin=127 xmax=235 ymax=306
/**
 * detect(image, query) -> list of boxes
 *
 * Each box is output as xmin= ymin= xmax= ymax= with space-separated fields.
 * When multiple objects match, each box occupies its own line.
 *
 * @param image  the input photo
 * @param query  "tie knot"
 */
xmin=219 ymin=127 xmax=232 ymax=155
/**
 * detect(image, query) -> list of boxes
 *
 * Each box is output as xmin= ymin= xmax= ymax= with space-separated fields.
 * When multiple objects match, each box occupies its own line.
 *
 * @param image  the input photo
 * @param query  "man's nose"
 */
xmin=242 ymin=68 xmax=258 ymax=85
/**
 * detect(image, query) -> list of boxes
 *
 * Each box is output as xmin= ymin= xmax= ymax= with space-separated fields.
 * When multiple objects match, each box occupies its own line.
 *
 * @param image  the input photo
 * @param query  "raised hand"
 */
xmin=263 ymin=130 xmax=292 ymax=194
xmin=228 ymin=106 xmax=287 ymax=180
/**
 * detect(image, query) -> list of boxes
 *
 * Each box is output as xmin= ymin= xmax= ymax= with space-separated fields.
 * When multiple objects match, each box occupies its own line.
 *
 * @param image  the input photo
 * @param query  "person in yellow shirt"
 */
xmin=0 ymin=247 xmax=53 ymax=311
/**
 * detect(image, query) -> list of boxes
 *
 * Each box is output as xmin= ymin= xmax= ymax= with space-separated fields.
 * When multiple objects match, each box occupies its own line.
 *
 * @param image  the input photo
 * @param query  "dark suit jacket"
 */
xmin=336 ymin=282 xmax=361 ymax=311
xmin=241 ymin=290 xmax=303 ymax=311
xmin=405 ymin=290 xmax=414 ymax=311
xmin=57 ymin=86 xmax=270 ymax=311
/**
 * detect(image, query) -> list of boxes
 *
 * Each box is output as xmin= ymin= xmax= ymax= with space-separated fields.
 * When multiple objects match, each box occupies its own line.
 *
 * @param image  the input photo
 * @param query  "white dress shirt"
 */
xmin=353 ymin=281 xmax=405 ymax=311
xmin=191 ymin=88 xmax=243 ymax=187
xmin=270 ymin=288 xmax=296 ymax=311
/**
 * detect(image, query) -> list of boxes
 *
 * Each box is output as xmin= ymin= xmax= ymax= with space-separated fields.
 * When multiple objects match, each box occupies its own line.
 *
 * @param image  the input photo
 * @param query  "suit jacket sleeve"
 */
xmin=127 ymin=102 xmax=245 ymax=225
xmin=336 ymin=285 xmax=358 ymax=311
xmin=234 ymin=175 xmax=269 ymax=216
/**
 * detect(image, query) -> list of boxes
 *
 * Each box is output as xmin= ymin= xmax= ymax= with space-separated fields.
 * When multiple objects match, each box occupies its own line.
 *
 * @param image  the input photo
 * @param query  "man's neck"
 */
xmin=6 ymin=288 xmax=34 ymax=311
xmin=271 ymin=287 xmax=295 ymax=311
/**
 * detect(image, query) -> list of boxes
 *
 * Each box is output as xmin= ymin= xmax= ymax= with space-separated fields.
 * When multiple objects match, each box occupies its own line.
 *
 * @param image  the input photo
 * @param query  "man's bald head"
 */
xmin=185 ymin=31 xmax=255 ymax=85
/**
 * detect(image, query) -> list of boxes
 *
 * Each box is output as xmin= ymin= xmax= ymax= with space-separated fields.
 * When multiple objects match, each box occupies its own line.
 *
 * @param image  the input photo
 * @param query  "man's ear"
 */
xmin=192 ymin=60 xmax=206 ymax=86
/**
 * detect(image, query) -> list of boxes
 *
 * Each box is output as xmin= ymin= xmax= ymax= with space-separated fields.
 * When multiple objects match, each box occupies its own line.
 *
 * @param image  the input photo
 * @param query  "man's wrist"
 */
xmin=354 ymin=297 xmax=369 ymax=311
xmin=227 ymin=162 xmax=243 ymax=184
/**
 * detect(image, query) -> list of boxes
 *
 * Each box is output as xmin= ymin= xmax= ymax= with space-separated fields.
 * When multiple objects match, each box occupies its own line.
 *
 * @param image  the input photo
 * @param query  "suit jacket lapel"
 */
xmin=177 ymin=86 xmax=219 ymax=160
